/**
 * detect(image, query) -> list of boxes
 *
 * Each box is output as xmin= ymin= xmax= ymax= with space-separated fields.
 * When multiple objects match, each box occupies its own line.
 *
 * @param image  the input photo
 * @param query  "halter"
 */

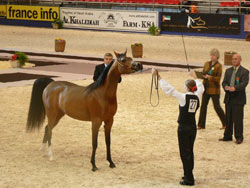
xmin=117 ymin=58 xmax=132 ymax=71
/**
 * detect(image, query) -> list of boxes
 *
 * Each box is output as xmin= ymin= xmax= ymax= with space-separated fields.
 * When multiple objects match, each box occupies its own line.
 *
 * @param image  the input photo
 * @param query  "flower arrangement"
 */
xmin=11 ymin=52 xmax=28 ymax=67
xmin=55 ymin=38 xmax=65 ymax=42
xmin=52 ymin=18 xmax=63 ymax=29
xmin=225 ymin=51 xmax=236 ymax=55
xmin=236 ymin=77 xmax=240 ymax=84
xmin=148 ymin=24 xmax=161 ymax=36
xmin=246 ymin=33 xmax=250 ymax=41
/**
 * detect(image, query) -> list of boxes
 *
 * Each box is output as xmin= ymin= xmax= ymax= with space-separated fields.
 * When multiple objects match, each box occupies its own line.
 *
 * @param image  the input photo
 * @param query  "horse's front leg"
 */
xmin=91 ymin=120 xmax=102 ymax=172
xmin=104 ymin=118 xmax=116 ymax=168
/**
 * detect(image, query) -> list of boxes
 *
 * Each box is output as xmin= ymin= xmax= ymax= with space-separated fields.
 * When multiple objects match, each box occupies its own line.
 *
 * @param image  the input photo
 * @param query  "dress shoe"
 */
xmin=236 ymin=139 xmax=243 ymax=144
xmin=220 ymin=125 xmax=226 ymax=130
xmin=219 ymin=137 xmax=232 ymax=141
xmin=182 ymin=176 xmax=195 ymax=181
xmin=180 ymin=180 xmax=194 ymax=186
xmin=197 ymin=126 xmax=205 ymax=130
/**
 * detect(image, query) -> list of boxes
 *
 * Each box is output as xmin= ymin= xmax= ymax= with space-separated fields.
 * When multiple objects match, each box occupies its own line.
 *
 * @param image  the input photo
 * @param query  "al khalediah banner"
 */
xmin=60 ymin=7 xmax=159 ymax=32
xmin=161 ymin=13 xmax=241 ymax=35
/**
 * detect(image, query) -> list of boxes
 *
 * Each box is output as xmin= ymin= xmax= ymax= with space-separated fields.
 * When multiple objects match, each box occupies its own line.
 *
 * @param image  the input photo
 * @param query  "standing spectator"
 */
xmin=241 ymin=0 xmax=250 ymax=14
xmin=93 ymin=53 xmax=113 ymax=81
xmin=152 ymin=68 xmax=204 ymax=186
xmin=197 ymin=49 xmax=226 ymax=130
xmin=190 ymin=2 xmax=198 ymax=14
xmin=219 ymin=54 xmax=249 ymax=144
xmin=180 ymin=0 xmax=192 ymax=13
xmin=93 ymin=53 xmax=122 ymax=83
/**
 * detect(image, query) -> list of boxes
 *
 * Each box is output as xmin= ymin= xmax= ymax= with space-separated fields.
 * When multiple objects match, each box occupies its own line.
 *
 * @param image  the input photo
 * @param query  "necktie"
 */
xmin=230 ymin=68 xmax=236 ymax=87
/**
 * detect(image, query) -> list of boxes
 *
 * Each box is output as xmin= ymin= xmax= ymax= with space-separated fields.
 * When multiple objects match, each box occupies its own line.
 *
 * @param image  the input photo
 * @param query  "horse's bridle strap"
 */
xmin=117 ymin=61 xmax=131 ymax=70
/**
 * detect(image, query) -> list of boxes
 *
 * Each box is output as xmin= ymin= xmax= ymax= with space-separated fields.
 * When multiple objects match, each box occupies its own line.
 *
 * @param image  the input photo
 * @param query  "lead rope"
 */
xmin=150 ymin=73 xmax=159 ymax=107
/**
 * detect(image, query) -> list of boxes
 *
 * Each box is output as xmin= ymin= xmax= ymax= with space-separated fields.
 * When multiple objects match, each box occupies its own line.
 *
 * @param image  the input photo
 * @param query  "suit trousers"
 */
xmin=198 ymin=93 xmax=226 ymax=128
xmin=178 ymin=126 xmax=197 ymax=182
xmin=224 ymin=103 xmax=244 ymax=140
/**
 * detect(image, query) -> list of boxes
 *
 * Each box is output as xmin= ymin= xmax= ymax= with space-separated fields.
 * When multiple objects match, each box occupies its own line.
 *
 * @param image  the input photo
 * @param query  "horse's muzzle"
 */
xmin=132 ymin=61 xmax=143 ymax=72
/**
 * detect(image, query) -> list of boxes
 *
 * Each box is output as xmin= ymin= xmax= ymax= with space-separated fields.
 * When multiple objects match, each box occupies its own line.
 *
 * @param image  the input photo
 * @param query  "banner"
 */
xmin=6 ymin=5 xmax=59 ymax=21
xmin=161 ymin=13 xmax=241 ymax=35
xmin=0 ymin=5 xmax=6 ymax=17
xmin=244 ymin=15 xmax=250 ymax=32
xmin=61 ymin=8 xmax=158 ymax=32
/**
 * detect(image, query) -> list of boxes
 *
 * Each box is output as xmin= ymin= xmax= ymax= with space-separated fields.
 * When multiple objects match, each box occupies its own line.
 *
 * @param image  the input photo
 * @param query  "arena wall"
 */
xmin=0 ymin=4 xmax=248 ymax=39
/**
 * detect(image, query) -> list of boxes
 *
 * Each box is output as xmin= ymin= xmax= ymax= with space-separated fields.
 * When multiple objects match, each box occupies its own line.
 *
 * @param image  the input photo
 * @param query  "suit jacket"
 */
xmin=93 ymin=63 xmax=122 ymax=83
xmin=93 ymin=64 xmax=105 ymax=81
xmin=222 ymin=65 xmax=249 ymax=104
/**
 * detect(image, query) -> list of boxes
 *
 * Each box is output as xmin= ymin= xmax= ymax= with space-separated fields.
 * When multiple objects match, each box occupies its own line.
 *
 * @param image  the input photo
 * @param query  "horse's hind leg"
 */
xmin=104 ymin=118 xmax=116 ymax=168
xmin=47 ymin=126 xmax=54 ymax=161
xmin=41 ymin=125 xmax=49 ymax=156
xmin=91 ymin=120 xmax=102 ymax=171
xmin=42 ymin=111 xmax=64 ymax=160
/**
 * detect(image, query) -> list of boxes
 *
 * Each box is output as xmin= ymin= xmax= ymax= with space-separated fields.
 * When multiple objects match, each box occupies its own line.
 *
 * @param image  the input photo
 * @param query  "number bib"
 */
xmin=188 ymin=99 xmax=198 ymax=113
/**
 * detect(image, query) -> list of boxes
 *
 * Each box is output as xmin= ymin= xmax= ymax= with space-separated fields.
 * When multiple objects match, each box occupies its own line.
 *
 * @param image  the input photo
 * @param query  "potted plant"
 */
xmin=246 ymin=33 xmax=250 ymax=41
xmin=224 ymin=51 xmax=236 ymax=65
xmin=10 ymin=52 xmax=28 ymax=68
xmin=55 ymin=38 xmax=66 ymax=52
xmin=131 ymin=43 xmax=143 ymax=58
xmin=52 ymin=18 xmax=64 ymax=29
xmin=148 ymin=24 xmax=161 ymax=36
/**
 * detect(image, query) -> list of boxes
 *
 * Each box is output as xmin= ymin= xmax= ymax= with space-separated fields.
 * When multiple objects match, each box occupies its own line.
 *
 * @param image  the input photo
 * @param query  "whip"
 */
xmin=181 ymin=34 xmax=190 ymax=72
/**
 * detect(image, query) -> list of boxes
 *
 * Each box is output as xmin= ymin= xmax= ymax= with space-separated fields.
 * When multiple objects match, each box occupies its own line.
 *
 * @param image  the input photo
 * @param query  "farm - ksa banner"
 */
xmin=60 ymin=8 xmax=159 ymax=32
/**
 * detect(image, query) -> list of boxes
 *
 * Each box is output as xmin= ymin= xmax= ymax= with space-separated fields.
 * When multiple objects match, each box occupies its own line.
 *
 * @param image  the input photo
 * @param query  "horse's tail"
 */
xmin=26 ymin=77 xmax=54 ymax=132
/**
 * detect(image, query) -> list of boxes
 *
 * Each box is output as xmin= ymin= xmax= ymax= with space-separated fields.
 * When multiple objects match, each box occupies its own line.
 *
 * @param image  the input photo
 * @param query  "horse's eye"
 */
xmin=121 ymin=57 xmax=126 ymax=63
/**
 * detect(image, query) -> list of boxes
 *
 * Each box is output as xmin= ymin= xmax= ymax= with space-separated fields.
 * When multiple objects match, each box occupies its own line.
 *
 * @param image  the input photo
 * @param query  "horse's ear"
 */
xmin=124 ymin=49 xmax=127 ymax=56
xmin=114 ymin=50 xmax=119 ymax=57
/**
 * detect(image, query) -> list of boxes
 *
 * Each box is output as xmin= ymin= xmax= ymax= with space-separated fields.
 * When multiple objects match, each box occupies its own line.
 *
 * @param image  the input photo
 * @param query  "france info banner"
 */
xmin=7 ymin=5 xmax=59 ymax=21
xmin=60 ymin=8 xmax=159 ymax=32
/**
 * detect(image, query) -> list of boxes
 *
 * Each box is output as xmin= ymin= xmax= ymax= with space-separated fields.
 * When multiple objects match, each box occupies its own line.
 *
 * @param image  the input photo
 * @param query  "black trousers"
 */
xmin=198 ymin=93 xmax=226 ymax=128
xmin=178 ymin=126 xmax=197 ymax=182
xmin=224 ymin=103 xmax=244 ymax=140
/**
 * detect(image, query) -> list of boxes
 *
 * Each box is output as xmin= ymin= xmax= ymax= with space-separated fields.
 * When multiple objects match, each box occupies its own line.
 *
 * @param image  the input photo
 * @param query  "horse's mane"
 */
xmin=85 ymin=60 xmax=115 ymax=94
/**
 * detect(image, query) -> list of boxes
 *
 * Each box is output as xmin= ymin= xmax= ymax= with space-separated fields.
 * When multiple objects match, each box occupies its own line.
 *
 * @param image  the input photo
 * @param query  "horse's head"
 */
xmin=114 ymin=50 xmax=143 ymax=74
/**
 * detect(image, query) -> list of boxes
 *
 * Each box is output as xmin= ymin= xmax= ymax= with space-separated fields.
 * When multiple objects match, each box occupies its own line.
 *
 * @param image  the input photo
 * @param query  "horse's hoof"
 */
xmin=110 ymin=163 xmax=116 ymax=168
xmin=92 ymin=167 xmax=98 ymax=172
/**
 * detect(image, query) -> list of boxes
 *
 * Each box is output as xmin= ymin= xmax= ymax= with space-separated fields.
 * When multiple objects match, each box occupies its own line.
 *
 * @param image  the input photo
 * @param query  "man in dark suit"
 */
xmin=219 ymin=54 xmax=249 ymax=144
xmin=93 ymin=53 xmax=122 ymax=82
xmin=93 ymin=53 xmax=113 ymax=81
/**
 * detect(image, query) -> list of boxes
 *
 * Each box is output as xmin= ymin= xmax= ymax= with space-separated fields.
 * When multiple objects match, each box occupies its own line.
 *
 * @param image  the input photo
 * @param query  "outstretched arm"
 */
xmin=194 ymin=79 xmax=204 ymax=102
xmin=152 ymin=68 xmax=186 ymax=106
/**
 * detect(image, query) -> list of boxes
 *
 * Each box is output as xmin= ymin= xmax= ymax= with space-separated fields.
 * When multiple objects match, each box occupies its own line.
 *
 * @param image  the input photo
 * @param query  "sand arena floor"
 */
xmin=0 ymin=25 xmax=250 ymax=188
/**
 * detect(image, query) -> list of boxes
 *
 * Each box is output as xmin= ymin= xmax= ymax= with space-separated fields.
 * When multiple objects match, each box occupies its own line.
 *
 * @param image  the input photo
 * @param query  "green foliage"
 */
xmin=246 ymin=33 xmax=250 ymax=39
xmin=148 ymin=24 xmax=161 ymax=36
xmin=15 ymin=52 xmax=28 ymax=66
xmin=52 ymin=18 xmax=64 ymax=29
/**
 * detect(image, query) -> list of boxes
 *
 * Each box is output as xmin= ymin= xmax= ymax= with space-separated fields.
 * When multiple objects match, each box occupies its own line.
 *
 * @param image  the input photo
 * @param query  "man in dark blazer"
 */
xmin=93 ymin=53 xmax=122 ymax=82
xmin=219 ymin=54 xmax=249 ymax=144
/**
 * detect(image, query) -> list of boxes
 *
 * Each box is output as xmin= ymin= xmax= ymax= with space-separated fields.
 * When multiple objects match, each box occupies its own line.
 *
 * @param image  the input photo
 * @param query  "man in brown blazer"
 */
xmin=219 ymin=54 xmax=249 ymax=144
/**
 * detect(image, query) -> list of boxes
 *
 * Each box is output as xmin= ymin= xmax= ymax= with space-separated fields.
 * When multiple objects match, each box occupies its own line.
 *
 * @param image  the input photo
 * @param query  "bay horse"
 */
xmin=26 ymin=51 xmax=142 ymax=171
